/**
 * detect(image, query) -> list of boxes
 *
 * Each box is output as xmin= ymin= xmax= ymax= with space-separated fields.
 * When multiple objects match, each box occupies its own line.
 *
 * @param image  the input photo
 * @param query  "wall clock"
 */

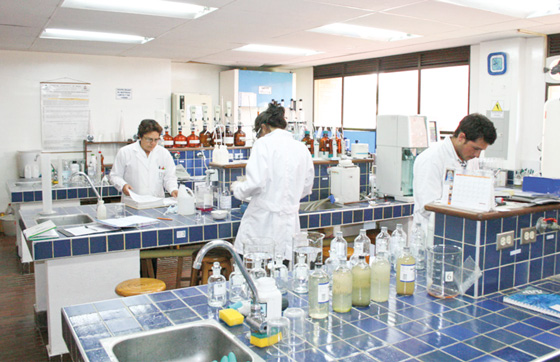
xmin=488 ymin=52 xmax=507 ymax=75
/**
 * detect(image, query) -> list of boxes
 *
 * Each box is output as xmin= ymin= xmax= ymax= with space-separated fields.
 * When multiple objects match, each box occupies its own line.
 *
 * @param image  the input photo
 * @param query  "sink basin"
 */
xmin=14 ymin=181 xmax=41 ymax=187
xmin=35 ymin=213 xmax=95 ymax=227
xmin=101 ymin=319 xmax=263 ymax=362
xmin=300 ymin=199 xmax=344 ymax=212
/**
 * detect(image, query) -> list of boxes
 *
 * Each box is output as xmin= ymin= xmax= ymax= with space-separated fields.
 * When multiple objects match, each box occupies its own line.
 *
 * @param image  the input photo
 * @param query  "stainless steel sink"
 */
xmin=300 ymin=199 xmax=344 ymax=212
xmin=35 ymin=213 xmax=95 ymax=227
xmin=101 ymin=319 xmax=264 ymax=362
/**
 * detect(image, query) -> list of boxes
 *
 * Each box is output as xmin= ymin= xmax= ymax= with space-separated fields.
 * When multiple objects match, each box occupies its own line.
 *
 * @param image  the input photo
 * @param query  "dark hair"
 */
xmin=253 ymin=103 xmax=287 ymax=132
xmin=138 ymin=119 xmax=163 ymax=138
xmin=453 ymin=113 xmax=497 ymax=145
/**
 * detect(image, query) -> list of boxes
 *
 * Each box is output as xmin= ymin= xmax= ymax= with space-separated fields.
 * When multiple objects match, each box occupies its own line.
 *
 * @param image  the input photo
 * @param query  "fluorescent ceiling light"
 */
xmin=62 ymin=0 xmax=217 ymax=19
xmin=308 ymin=23 xmax=420 ymax=42
xmin=438 ymin=0 xmax=560 ymax=18
xmin=233 ymin=44 xmax=322 ymax=56
xmin=40 ymin=28 xmax=153 ymax=44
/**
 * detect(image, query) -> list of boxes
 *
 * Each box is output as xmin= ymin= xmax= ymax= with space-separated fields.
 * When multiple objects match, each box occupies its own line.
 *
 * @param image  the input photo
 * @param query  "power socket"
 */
xmin=520 ymin=226 xmax=537 ymax=244
xmin=496 ymin=230 xmax=515 ymax=250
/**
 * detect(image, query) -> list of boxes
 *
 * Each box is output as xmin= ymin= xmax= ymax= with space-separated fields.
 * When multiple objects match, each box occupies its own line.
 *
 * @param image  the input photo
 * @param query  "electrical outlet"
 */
xmin=496 ymin=230 xmax=515 ymax=250
xmin=176 ymin=230 xmax=186 ymax=238
xmin=520 ymin=226 xmax=537 ymax=244
xmin=234 ymin=153 xmax=243 ymax=160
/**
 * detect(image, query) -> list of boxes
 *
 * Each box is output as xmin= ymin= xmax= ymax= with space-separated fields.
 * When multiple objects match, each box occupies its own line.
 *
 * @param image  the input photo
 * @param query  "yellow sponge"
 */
xmin=219 ymin=309 xmax=244 ymax=327
xmin=250 ymin=332 xmax=282 ymax=348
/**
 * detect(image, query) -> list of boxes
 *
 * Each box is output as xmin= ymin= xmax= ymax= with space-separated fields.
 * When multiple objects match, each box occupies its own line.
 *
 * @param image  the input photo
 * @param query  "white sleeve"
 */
xmin=109 ymin=148 xmax=127 ymax=192
xmin=162 ymin=149 xmax=178 ymax=194
xmin=413 ymin=152 xmax=444 ymax=218
xmin=233 ymin=141 xmax=267 ymax=200
xmin=301 ymin=151 xmax=314 ymax=199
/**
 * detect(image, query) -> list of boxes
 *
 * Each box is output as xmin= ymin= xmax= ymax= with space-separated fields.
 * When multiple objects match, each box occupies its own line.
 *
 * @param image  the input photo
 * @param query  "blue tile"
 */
xmin=394 ymin=338 xmax=434 ymax=356
xmin=440 ymin=324 xmax=478 ymax=340
xmin=189 ymin=226 xmax=203 ymax=242
xmin=94 ymin=299 xmax=125 ymax=312
xmin=374 ymin=208 xmax=382 ymax=220
xmin=320 ymin=213 xmax=331 ymax=227
xmin=203 ymin=224 xmax=217 ymax=240
xmin=523 ymin=316 xmax=560 ymax=331
xmin=125 ymin=232 xmax=141 ymax=250
xmin=513 ymin=339 xmax=555 ymax=357
xmin=505 ymin=322 xmax=542 ymax=337
xmin=480 ymin=313 xmax=516 ymax=327
xmin=363 ymin=208 xmax=373 ymax=221
xmin=458 ymin=320 xmax=496 ymax=334
xmin=158 ymin=229 xmax=173 ymax=246
xmin=417 ymin=331 xmax=457 ymax=348
xmin=72 ymin=238 xmax=89 ymax=256
xmin=56 ymin=189 xmax=67 ymax=200
xmin=464 ymin=335 xmax=506 ymax=353
xmin=353 ymin=210 xmax=363 ymax=223
xmin=543 ymin=255 xmax=555 ymax=278
xmin=529 ymin=258 xmax=543 ymax=282
xmin=90 ymin=236 xmax=107 ymax=254
xmin=443 ymin=342 xmax=484 ymax=360
xmin=309 ymin=214 xmax=320 ymax=228
xmin=65 ymin=303 xmax=97 ymax=317
xmin=78 ymin=188 xmax=88 ymax=198
xmin=12 ymin=192 xmax=22 ymax=202
xmin=444 ymin=215 xmax=464 ymax=241
xmin=486 ymin=219 xmax=501 ymax=244
xmin=122 ymin=294 xmax=151 ymax=306
xmin=393 ymin=205 xmax=402 ymax=218
xmin=482 ymin=268 xmax=499 ymax=295
xmin=128 ymin=304 xmax=159 ymax=316
xmin=299 ymin=215 xmax=308 ymax=229
xmin=533 ymin=332 xmax=560 ymax=349
xmin=464 ymin=219 xmax=478 ymax=245
xmin=24 ymin=191 xmax=34 ymax=202
xmin=383 ymin=206 xmax=393 ymax=219
xmin=218 ymin=223 xmax=232 ymax=238
xmin=343 ymin=211 xmax=353 ymax=224
xmin=491 ymin=346 xmax=534 ymax=362
xmin=484 ymin=245 xmax=500 ymax=269
xmin=108 ymin=234 xmax=124 ymax=251
xmin=165 ymin=308 xmax=199 ymax=323
xmin=485 ymin=328 xmax=524 ymax=344
xmin=156 ymin=299 xmax=186 ymax=311
xmin=499 ymin=265 xmax=514 ymax=290
xmin=368 ymin=345 xmax=409 ymax=362
xmin=442 ymin=310 xmax=472 ymax=324
xmin=351 ymin=317 xmax=387 ymax=332
xmin=530 ymin=238 xmax=544 ymax=259
xmin=344 ymin=333 xmax=384 ymax=351
xmin=544 ymin=235 xmax=556 ymax=255
xmin=502 ymin=216 xmax=516 ymax=233
xmin=332 ymin=212 xmax=342 ymax=225
xmin=53 ymin=239 xmax=71 ymax=258
xmin=105 ymin=317 xmax=141 ymax=335
xmin=85 ymin=348 xmax=111 ymax=362
xmin=500 ymin=244 xmax=515 ymax=265
xmin=34 ymin=190 xmax=43 ymax=201
xmin=142 ymin=230 xmax=157 ymax=248
xmin=149 ymin=291 xmax=176 ymax=302
xmin=292 ymin=348 xmax=334 ymax=362
xmin=319 ymin=340 xmax=360 ymax=359
xmin=418 ymin=350 xmax=461 ymax=362
xmin=514 ymin=261 xmax=529 ymax=286
xmin=136 ymin=312 xmax=172 ymax=330
xmin=371 ymin=328 xmax=410 ymax=344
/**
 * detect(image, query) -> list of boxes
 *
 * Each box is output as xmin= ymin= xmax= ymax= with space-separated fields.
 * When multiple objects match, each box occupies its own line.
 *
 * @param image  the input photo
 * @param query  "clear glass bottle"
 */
xmin=332 ymin=259 xmax=352 ymax=313
xmin=410 ymin=222 xmax=426 ymax=270
xmin=389 ymin=224 xmax=407 ymax=273
xmin=208 ymin=262 xmax=227 ymax=307
xmin=396 ymin=241 xmax=416 ymax=296
xmin=211 ymin=119 xmax=223 ymax=146
xmin=173 ymin=122 xmax=188 ymax=148
xmin=61 ymin=160 xmax=71 ymax=187
xmin=332 ymin=231 xmax=348 ymax=262
xmin=370 ymin=227 xmax=391 ymax=302
xmin=350 ymin=229 xmax=370 ymax=266
xmin=250 ymin=258 xmax=267 ymax=280
xmin=308 ymin=263 xmax=329 ymax=319
xmin=352 ymin=255 xmax=371 ymax=307
xmin=234 ymin=124 xmax=246 ymax=146
xmin=163 ymin=125 xmax=174 ymax=148
xmin=186 ymin=124 xmax=201 ymax=148
xmin=229 ymin=264 xmax=249 ymax=303
xmin=219 ymin=186 xmax=232 ymax=211
xmin=292 ymin=253 xmax=309 ymax=294
xmin=272 ymin=255 xmax=289 ymax=294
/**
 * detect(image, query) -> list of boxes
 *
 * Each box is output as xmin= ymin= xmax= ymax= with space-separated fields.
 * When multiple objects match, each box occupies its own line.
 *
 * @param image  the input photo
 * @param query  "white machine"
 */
xmin=376 ymin=115 xmax=429 ymax=201
xmin=171 ymin=93 xmax=212 ymax=135
xmin=330 ymin=159 xmax=360 ymax=203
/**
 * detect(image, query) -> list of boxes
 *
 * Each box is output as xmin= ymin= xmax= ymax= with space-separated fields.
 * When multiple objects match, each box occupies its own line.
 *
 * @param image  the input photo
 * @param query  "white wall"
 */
xmin=171 ymin=62 xmax=230 ymax=108
xmin=294 ymin=67 xmax=314 ymax=128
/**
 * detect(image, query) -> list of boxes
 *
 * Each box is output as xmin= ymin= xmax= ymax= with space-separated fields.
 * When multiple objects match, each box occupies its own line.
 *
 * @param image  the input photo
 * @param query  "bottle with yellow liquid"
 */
xmin=332 ymin=260 xmax=352 ymax=313
xmin=396 ymin=242 xmax=416 ymax=296
xmin=352 ymin=255 xmax=371 ymax=307
xmin=370 ymin=227 xmax=391 ymax=302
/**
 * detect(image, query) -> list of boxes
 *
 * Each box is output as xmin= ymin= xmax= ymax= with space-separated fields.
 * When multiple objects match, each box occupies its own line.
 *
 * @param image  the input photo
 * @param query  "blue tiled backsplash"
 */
xmin=434 ymin=208 xmax=560 ymax=298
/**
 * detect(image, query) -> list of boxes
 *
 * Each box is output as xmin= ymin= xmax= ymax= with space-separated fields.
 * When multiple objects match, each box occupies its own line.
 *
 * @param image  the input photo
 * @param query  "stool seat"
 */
xmin=115 ymin=277 xmax=166 ymax=297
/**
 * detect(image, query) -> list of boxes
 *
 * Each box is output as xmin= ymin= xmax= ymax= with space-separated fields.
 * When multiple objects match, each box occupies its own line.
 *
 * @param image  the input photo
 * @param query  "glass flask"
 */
xmin=229 ymin=263 xmax=249 ymax=303
xmin=208 ymin=262 xmax=227 ymax=307
xmin=292 ymin=253 xmax=309 ymax=294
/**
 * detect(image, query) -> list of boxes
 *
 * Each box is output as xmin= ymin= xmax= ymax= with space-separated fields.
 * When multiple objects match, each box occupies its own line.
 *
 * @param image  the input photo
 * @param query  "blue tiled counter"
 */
xmin=7 ymin=179 xmax=120 ymax=204
xmin=426 ymin=203 xmax=560 ymax=299
xmin=62 ymin=272 xmax=560 ymax=362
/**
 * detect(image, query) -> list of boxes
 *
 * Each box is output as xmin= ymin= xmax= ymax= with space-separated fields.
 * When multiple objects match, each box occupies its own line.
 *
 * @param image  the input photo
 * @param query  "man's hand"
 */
xmin=122 ymin=184 xmax=133 ymax=196
xmin=171 ymin=190 xmax=179 ymax=198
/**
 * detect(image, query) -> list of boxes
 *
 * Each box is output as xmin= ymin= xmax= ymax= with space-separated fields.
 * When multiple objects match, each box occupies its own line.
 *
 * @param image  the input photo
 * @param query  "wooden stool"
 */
xmin=115 ymin=278 xmax=166 ymax=297
xmin=190 ymin=249 xmax=233 ymax=286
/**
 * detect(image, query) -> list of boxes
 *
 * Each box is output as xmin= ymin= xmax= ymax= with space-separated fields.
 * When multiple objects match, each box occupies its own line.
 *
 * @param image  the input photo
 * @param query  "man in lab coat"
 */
xmin=413 ymin=113 xmax=497 ymax=243
xmin=110 ymin=119 xmax=179 ymax=198
xmin=232 ymin=103 xmax=314 ymax=261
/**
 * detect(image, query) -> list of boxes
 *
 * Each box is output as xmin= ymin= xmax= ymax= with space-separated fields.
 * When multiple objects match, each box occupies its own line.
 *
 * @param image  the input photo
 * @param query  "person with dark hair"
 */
xmin=413 ymin=113 xmax=497 ymax=241
xmin=232 ymin=103 xmax=314 ymax=260
xmin=110 ymin=119 xmax=178 ymax=198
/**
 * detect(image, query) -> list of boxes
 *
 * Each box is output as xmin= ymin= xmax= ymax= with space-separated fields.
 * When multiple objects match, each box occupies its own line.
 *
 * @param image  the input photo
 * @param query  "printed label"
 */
xmin=318 ymin=282 xmax=329 ymax=303
xmin=214 ymin=282 xmax=226 ymax=296
xmin=164 ymin=140 xmax=174 ymax=146
xmin=444 ymin=271 xmax=454 ymax=282
xmin=225 ymin=137 xmax=234 ymax=144
xmin=176 ymin=141 xmax=187 ymax=145
xmin=190 ymin=140 xmax=200 ymax=144
xmin=399 ymin=264 xmax=416 ymax=282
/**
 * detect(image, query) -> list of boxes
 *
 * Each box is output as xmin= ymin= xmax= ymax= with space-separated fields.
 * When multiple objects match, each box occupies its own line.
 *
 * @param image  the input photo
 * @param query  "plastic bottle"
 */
xmin=410 ymin=222 xmax=426 ymax=270
xmin=308 ymin=264 xmax=329 ymax=319
xmin=61 ymin=160 xmax=71 ymax=187
xmin=370 ymin=227 xmax=391 ymax=302
xmin=256 ymin=277 xmax=282 ymax=321
xmin=70 ymin=161 xmax=79 ymax=175
xmin=332 ymin=259 xmax=352 ymax=313
xmin=389 ymin=224 xmax=407 ymax=273
xmin=228 ymin=264 xmax=249 ymax=303
xmin=396 ymin=240 xmax=416 ymax=296
xmin=177 ymin=185 xmax=195 ymax=215
xmin=292 ymin=253 xmax=309 ymax=294
xmin=96 ymin=199 xmax=107 ymax=220
xmin=87 ymin=154 xmax=96 ymax=180
xmin=272 ymin=255 xmax=289 ymax=294
xmin=352 ymin=255 xmax=371 ymax=307
xmin=350 ymin=229 xmax=370 ymax=266
xmin=208 ymin=262 xmax=227 ymax=307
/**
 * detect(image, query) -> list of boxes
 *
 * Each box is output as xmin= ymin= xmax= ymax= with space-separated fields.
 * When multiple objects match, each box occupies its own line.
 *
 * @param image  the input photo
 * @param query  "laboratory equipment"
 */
xmin=301 ymin=131 xmax=314 ymax=155
xmin=291 ymin=231 xmax=324 ymax=271
xmin=186 ymin=123 xmax=200 ymax=148
xmin=292 ymin=253 xmax=309 ymax=294
xmin=177 ymin=185 xmax=195 ymax=216
xmin=376 ymin=115 xmax=429 ymax=201
xmin=272 ymin=254 xmax=289 ymax=294
xmin=208 ymin=262 xmax=227 ymax=307
xmin=266 ymin=317 xmax=290 ymax=356
xmin=319 ymin=131 xmax=331 ymax=159
xmin=17 ymin=150 xmax=41 ymax=178
xmin=229 ymin=264 xmax=249 ymax=302
xmin=308 ymin=264 xmax=329 ymax=319
xmin=199 ymin=121 xmax=211 ymax=147
xmin=173 ymin=122 xmax=188 ymax=148
xmin=162 ymin=125 xmax=174 ymax=148
xmin=283 ymin=308 xmax=305 ymax=346
xmin=330 ymin=159 xmax=360 ymax=204
xmin=224 ymin=122 xmax=234 ymax=146
xmin=427 ymin=245 xmax=462 ymax=299
xmin=349 ymin=229 xmax=370 ymax=266
xmin=256 ymin=277 xmax=282 ymax=322
xmin=332 ymin=259 xmax=352 ymax=313
xmin=389 ymin=224 xmax=407 ymax=273
xmin=351 ymin=143 xmax=369 ymax=159
xmin=194 ymin=181 xmax=214 ymax=212
xmin=396 ymin=237 xmax=416 ymax=296
xmin=370 ymin=228 xmax=390 ymax=302
xmin=410 ymin=222 xmax=426 ymax=270
xmin=352 ymin=255 xmax=371 ymax=307
xmin=234 ymin=124 xmax=246 ymax=146
xmin=243 ymin=237 xmax=274 ymax=277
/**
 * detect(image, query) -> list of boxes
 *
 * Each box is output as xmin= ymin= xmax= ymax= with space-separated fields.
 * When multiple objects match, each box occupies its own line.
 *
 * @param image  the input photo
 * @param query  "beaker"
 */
xmin=291 ymin=231 xmax=324 ymax=271
xmin=194 ymin=182 xmax=213 ymax=212
xmin=243 ymin=237 xmax=275 ymax=277
xmin=427 ymin=245 xmax=462 ymax=299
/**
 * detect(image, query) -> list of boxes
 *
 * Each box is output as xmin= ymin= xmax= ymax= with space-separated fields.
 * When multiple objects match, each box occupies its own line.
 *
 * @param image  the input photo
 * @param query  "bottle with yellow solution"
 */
xmin=396 ymin=239 xmax=416 ymax=296
xmin=370 ymin=227 xmax=391 ymax=302
xmin=352 ymin=255 xmax=371 ymax=307
xmin=332 ymin=259 xmax=352 ymax=313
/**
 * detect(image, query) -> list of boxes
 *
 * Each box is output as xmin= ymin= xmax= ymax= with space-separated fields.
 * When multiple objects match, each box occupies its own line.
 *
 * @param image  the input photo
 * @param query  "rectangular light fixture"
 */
xmin=40 ymin=28 xmax=153 ymax=44
xmin=308 ymin=23 xmax=420 ymax=42
xmin=438 ymin=0 xmax=560 ymax=18
xmin=62 ymin=0 xmax=217 ymax=19
xmin=233 ymin=44 xmax=322 ymax=56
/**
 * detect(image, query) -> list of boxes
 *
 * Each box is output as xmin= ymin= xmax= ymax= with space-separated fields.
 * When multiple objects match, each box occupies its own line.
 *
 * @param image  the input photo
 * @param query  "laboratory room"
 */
xmin=3 ymin=1 xmax=560 ymax=362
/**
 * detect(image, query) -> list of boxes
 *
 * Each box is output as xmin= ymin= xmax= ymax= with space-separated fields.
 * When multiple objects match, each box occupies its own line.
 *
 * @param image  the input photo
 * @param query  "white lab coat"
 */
xmin=109 ymin=141 xmax=178 ymax=198
xmin=413 ymin=136 xmax=477 ymax=244
xmin=233 ymin=129 xmax=314 ymax=260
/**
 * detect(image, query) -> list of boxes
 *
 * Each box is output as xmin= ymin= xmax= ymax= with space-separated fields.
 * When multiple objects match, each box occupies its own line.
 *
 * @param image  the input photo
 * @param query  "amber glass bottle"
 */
xmin=173 ymin=123 xmax=188 ymax=148
xmin=163 ymin=126 xmax=174 ymax=149
xmin=199 ymin=122 xmax=212 ymax=147
xmin=302 ymin=130 xmax=313 ymax=155
xmin=224 ymin=123 xmax=234 ymax=146
xmin=186 ymin=124 xmax=201 ymax=148
xmin=234 ymin=124 xmax=246 ymax=146
xmin=211 ymin=119 xmax=223 ymax=146
xmin=319 ymin=131 xmax=331 ymax=158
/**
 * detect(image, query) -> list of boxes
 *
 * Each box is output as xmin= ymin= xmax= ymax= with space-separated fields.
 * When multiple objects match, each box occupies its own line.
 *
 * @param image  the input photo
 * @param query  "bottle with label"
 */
xmin=332 ymin=259 xmax=352 ymax=313
xmin=186 ymin=124 xmax=201 ymax=148
xmin=233 ymin=124 xmax=246 ymax=146
xmin=219 ymin=186 xmax=232 ymax=211
xmin=272 ymin=254 xmax=289 ymax=294
xmin=208 ymin=262 xmax=227 ymax=307
xmin=370 ymin=227 xmax=391 ymax=302
xmin=211 ymin=119 xmax=223 ymax=146
xmin=302 ymin=131 xmax=314 ymax=155
xmin=319 ymin=131 xmax=330 ymax=159
xmin=410 ymin=222 xmax=426 ymax=270
xmin=350 ymin=229 xmax=370 ymax=266
xmin=224 ymin=123 xmax=234 ymax=146
xmin=98 ymin=150 xmax=105 ymax=175
xmin=199 ymin=122 xmax=212 ymax=147
xmin=163 ymin=125 xmax=174 ymax=148
xmin=96 ymin=150 xmax=103 ymax=183
xmin=173 ymin=122 xmax=188 ymax=148
xmin=396 ymin=240 xmax=416 ymax=296
xmin=61 ymin=160 xmax=71 ymax=187
xmin=87 ymin=154 xmax=96 ymax=180
xmin=308 ymin=263 xmax=329 ymax=319
xmin=256 ymin=277 xmax=282 ymax=321
xmin=389 ymin=224 xmax=407 ymax=273
xmin=292 ymin=253 xmax=309 ymax=294
xmin=352 ymin=255 xmax=371 ymax=307
xmin=228 ymin=264 xmax=249 ymax=303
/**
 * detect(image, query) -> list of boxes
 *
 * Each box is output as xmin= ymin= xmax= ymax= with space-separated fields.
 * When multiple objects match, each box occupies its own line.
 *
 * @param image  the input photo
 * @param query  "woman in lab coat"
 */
xmin=232 ymin=103 xmax=314 ymax=261
xmin=110 ymin=119 xmax=179 ymax=198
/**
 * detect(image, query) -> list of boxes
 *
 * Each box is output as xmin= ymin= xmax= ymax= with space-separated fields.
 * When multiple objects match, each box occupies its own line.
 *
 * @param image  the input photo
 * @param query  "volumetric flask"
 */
xmin=427 ymin=245 xmax=462 ymax=299
xmin=243 ymin=237 xmax=275 ymax=277
xmin=291 ymin=231 xmax=324 ymax=271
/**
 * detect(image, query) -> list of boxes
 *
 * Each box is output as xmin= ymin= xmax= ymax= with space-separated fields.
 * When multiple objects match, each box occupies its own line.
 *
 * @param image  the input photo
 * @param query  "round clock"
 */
xmin=488 ymin=52 xmax=507 ymax=75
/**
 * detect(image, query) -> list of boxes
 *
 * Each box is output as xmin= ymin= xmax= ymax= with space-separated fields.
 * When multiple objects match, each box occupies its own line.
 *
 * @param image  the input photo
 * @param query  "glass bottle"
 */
xmin=208 ymin=262 xmax=227 ymax=307
xmin=219 ymin=186 xmax=231 ymax=211
xmin=319 ymin=130 xmax=330 ymax=159
xmin=250 ymin=258 xmax=267 ymax=280
xmin=186 ymin=124 xmax=201 ymax=148
xmin=229 ymin=264 xmax=248 ymax=303
xmin=173 ymin=122 xmax=188 ymax=148
xmin=87 ymin=153 xmax=96 ymax=180
xmin=211 ymin=119 xmax=223 ymax=146
xmin=370 ymin=227 xmax=391 ymax=302
xmin=396 ymin=241 xmax=416 ymax=296
xmin=61 ymin=160 xmax=71 ymax=187
xmin=224 ymin=123 xmax=234 ymax=146
xmin=350 ymin=229 xmax=370 ymax=266
xmin=234 ymin=124 xmax=246 ymax=146
xmin=389 ymin=224 xmax=407 ymax=273
xmin=199 ymin=122 xmax=212 ymax=147
xmin=308 ymin=263 xmax=329 ymax=319
xmin=163 ymin=125 xmax=174 ymax=148
xmin=410 ymin=222 xmax=426 ymax=270
xmin=272 ymin=254 xmax=289 ymax=294
xmin=332 ymin=259 xmax=352 ymax=313
xmin=352 ymin=255 xmax=371 ymax=307
xmin=292 ymin=253 xmax=309 ymax=294
xmin=332 ymin=231 xmax=348 ymax=262
xmin=302 ymin=130 xmax=314 ymax=155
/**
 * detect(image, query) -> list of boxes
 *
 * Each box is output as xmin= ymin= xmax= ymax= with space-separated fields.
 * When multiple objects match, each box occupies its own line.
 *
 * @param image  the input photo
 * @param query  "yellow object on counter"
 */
xmin=219 ymin=309 xmax=244 ymax=327
xmin=249 ymin=332 xmax=282 ymax=348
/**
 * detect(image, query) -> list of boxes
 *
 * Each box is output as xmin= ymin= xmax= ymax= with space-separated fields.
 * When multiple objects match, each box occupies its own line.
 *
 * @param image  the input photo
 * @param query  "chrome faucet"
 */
xmin=193 ymin=240 xmax=266 ymax=334
xmin=70 ymin=172 xmax=102 ymax=201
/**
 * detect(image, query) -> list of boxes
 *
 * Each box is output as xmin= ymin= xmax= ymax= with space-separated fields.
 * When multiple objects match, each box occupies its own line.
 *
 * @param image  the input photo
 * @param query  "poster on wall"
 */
xmin=40 ymin=82 xmax=90 ymax=151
